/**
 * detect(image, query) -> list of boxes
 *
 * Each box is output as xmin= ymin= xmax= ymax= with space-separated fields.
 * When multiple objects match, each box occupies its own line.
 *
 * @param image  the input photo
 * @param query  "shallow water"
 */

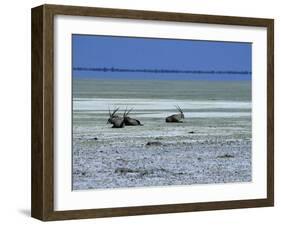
xmin=72 ymin=79 xmax=252 ymax=190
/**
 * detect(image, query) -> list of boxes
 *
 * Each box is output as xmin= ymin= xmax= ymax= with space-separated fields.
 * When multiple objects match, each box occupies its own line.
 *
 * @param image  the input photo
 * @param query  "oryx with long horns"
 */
xmin=107 ymin=107 xmax=125 ymax=128
xmin=165 ymin=105 xmax=185 ymax=123
xmin=123 ymin=107 xmax=143 ymax=126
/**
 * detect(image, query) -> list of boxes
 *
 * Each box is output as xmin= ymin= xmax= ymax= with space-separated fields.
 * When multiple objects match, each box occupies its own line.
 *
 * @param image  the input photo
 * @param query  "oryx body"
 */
xmin=165 ymin=105 xmax=185 ymax=123
xmin=111 ymin=118 xmax=125 ymax=128
xmin=124 ymin=117 xmax=143 ymax=126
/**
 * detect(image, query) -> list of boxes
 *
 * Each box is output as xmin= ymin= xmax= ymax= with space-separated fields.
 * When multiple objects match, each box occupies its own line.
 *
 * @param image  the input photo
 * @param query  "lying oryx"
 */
xmin=107 ymin=107 xmax=125 ymax=128
xmin=123 ymin=108 xmax=143 ymax=126
xmin=165 ymin=105 xmax=185 ymax=123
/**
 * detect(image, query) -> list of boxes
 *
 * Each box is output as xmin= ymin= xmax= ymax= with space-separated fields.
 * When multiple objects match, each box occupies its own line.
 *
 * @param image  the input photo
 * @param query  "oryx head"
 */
xmin=175 ymin=105 xmax=184 ymax=118
xmin=123 ymin=107 xmax=134 ymax=119
xmin=107 ymin=107 xmax=119 ymax=124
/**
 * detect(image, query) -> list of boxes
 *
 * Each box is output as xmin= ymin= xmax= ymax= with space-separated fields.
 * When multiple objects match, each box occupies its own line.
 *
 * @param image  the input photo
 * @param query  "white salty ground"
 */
xmin=72 ymin=116 xmax=251 ymax=190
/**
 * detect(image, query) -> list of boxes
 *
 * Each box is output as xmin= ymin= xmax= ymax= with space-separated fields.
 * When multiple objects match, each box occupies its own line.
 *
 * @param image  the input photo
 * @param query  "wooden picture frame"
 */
xmin=31 ymin=4 xmax=274 ymax=221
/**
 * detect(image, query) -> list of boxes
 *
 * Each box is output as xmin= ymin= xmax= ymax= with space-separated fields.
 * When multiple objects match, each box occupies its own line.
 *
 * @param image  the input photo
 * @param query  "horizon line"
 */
xmin=73 ymin=67 xmax=252 ymax=75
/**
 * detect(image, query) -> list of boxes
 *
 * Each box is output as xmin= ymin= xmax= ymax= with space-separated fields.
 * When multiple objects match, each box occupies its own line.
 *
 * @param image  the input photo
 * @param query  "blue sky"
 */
xmin=72 ymin=34 xmax=252 ymax=80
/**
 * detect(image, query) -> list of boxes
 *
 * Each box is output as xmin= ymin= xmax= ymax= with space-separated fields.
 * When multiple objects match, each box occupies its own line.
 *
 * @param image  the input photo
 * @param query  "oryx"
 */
xmin=123 ymin=107 xmax=143 ymax=126
xmin=165 ymin=105 xmax=185 ymax=123
xmin=107 ymin=107 xmax=125 ymax=128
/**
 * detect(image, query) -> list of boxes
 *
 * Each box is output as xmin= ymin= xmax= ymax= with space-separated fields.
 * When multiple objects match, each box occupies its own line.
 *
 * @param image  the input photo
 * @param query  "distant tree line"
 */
xmin=73 ymin=67 xmax=252 ymax=75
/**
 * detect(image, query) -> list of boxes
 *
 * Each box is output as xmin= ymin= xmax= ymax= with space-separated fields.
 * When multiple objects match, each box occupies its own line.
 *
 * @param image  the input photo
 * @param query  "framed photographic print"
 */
xmin=31 ymin=4 xmax=274 ymax=221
